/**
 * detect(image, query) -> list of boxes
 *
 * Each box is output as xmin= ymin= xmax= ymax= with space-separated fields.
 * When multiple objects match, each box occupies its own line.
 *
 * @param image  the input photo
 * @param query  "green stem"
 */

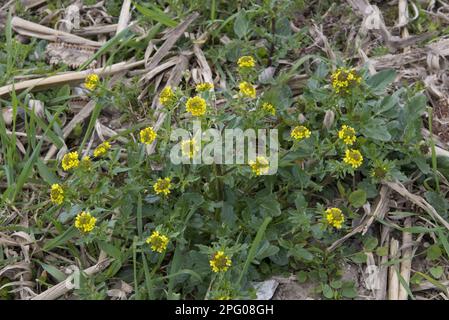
xmin=427 ymin=107 xmax=440 ymax=193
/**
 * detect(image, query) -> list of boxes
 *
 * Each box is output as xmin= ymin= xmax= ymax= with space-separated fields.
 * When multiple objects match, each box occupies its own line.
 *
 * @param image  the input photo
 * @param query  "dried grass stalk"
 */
xmin=398 ymin=218 xmax=413 ymax=300
xmin=12 ymin=17 xmax=102 ymax=47
xmin=375 ymin=229 xmax=390 ymax=300
xmin=31 ymin=256 xmax=111 ymax=300
xmin=145 ymin=12 xmax=199 ymax=71
xmin=116 ymin=0 xmax=132 ymax=35
xmin=384 ymin=181 xmax=449 ymax=231
xmin=21 ymin=0 xmax=47 ymax=9
xmin=388 ymin=238 xmax=400 ymax=300
xmin=0 ymin=60 xmax=144 ymax=97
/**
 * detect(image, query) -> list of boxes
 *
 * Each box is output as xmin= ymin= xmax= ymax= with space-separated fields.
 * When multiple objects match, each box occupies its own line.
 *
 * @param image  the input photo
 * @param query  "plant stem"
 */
xmin=427 ymin=107 xmax=440 ymax=193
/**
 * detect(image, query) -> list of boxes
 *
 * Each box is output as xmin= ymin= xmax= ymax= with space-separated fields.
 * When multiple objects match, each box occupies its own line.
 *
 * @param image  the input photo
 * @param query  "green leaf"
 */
xmin=429 ymin=266 xmax=443 ymax=279
xmin=36 ymin=158 xmax=58 ymax=184
xmin=275 ymin=17 xmax=291 ymax=36
xmin=259 ymin=195 xmax=281 ymax=217
xmin=256 ymin=245 xmax=279 ymax=260
xmin=167 ymin=244 xmax=182 ymax=300
xmin=348 ymin=189 xmax=367 ymax=208
xmin=134 ymin=3 xmax=177 ymax=27
xmin=363 ymin=236 xmax=378 ymax=252
xmin=361 ymin=118 xmax=391 ymax=141
xmin=366 ymin=69 xmax=396 ymax=94
xmin=98 ymin=241 xmax=122 ymax=260
xmin=296 ymin=271 xmax=308 ymax=283
xmin=43 ymin=227 xmax=78 ymax=251
xmin=427 ymin=244 xmax=442 ymax=261
xmin=294 ymin=193 xmax=307 ymax=211
xmin=37 ymin=262 xmax=67 ymax=282
xmin=221 ymin=201 xmax=236 ymax=227
xmin=237 ymin=217 xmax=272 ymax=285
xmin=415 ymin=271 xmax=448 ymax=295
xmin=424 ymin=191 xmax=449 ymax=215
xmin=330 ymin=280 xmax=343 ymax=289
xmin=292 ymin=246 xmax=314 ymax=261
xmin=234 ymin=10 xmax=249 ymax=38
xmin=376 ymin=246 xmax=389 ymax=257
xmin=378 ymin=93 xmax=399 ymax=114
xmin=436 ymin=230 xmax=449 ymax=260
xmin=405 ymin=93 xmax=427 ymax=119
xmin=351 ymin=252 xmax=367 ymax=264
xmin=341 ymin=286 xmax=357 ymax=298
xmin=322 ymin=284 xmax=334 ymax=299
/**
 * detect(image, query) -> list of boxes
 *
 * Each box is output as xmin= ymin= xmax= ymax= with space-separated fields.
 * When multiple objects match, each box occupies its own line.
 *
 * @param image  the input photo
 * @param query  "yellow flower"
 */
xmin=196 ymin=82 xmax=214 ymax=92
xmin=93 ymin=141 xmax=111 ymax=157
xmin=261 ymin=102 xmax=275 ymax=115
xmin=338 ymin=125 xmax=356 ymax=145
xmin=249 ymin=156 xmax=269 ymax=176
xmin=159 ymin=86 xmax=176 ymax=106
xmin=146 ymin=230 xmax=169 ymax=253
xmin=331 ymin=67 xmax=361 ymax=94
xmin=343 ymin=149 xmax=363 ymax=169
xmin=325 ymin=207 xmax=345 ymax=229
xmin=186 ymin=96 xmax=207 ymax=116
xmin=74 ymin=211 xmax=96 ymax=233
xmin=50 ymin=184 xmax=64 ymax=205
xmin=140 ymin=127 xmax=157 ymax=145
xmin=217 ymin=295 xmax=232 ymax=300
xmin=84 ymin=74 xmax=99 ymax=91
xmin=210 ymin=251 xmax=232 ymax=273
xmin=61 ymin=151 xmax=80 ymax=171
xmin=239 ymin=81 xmax=256 ymax=98
xmin=153 ymin=177 xmax=172 ymax=196
xmin=291 ymin=125 xmax=311 ymax=141
xmin=80 ymin=156 xmax=92 ymax=170
xmin=181 ymin=138 xmax=199 ymax=158
xmin=237 ymin=55 xmax=255 ymax=68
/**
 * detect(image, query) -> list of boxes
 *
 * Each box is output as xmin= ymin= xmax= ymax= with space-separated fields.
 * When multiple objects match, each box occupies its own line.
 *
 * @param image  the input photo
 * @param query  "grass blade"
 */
xmin=134 ymin=2 xmax=177 ymax=27
xmin=237 ymin=217 xmax=272 ymax=285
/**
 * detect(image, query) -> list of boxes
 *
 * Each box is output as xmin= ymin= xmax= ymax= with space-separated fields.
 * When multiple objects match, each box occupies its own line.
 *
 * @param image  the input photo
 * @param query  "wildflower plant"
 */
xmin=12 ymin=4 xmax=436 ymax=300
xmin=37 ymin=54 xmax=434 ymax=300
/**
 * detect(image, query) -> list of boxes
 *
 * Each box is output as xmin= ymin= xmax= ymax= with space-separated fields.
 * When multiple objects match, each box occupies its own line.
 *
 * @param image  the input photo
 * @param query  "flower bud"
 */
xmin=323 ymin=110 xmax=335 ymax=129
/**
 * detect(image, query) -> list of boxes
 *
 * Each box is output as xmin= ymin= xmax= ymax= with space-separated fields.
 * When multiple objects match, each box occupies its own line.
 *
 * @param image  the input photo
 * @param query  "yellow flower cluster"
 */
xmin=261 ymin=102 xmax=275 ymax=115
xmin=239 ymin=81 xmax=256 ymax=98
xmin=196 ymin=82 xmax=214 ymax=92
xmin=181 ymin=138 xmax=198 ymax=159
xmin=74 ymin=211 xmax=96 ymax=233
xmin=237 ymin=55 xmax=256 ymax=69
xmin=186 ymin=96 xmax=207 ymax=116
xmin=338 ymin=125 xmax=356 ymax=145
xmin=291 ymin=125 xmax=311 ymax=141
xmin=209 ymin=251 xmax=232 ymax=273
xmin=331 ymin=67 xmax=362 ymax=94
xmin=159 ymin=86 xmax=176 ymax=106
xmin=325 ymin=207 xmax=345 ymax=229
xmin=140 ymin=127 xmax=157 ymax=145
xmin=343 ymin=149 xmax=363 ymax=169
xmin=62 ymin=151 xmax=80 ymax=171
xmin=249 ymin=156 xmax=269 ymax=176
xmin=153 ymin=177 xmax=172 ymax=196
xmin=146 ymin=230 xmax=169 ymax=253
xmin=84 ymin=74 xmax=99 ymax=91
xmin=94 ymin=141 xmax=111 ymax=157
xmin=50 ymin=183 xmax=64 ymax=205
